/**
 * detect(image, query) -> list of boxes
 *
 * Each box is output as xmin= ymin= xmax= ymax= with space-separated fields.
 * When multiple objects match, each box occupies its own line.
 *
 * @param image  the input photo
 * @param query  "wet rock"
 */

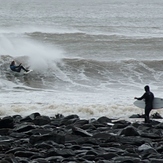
xmin=46 ymin=148 xmax=75 ymax=157
xmin=151 ymin=112 xmax=163 ymax=119
xmin=0 ymin=113 xmax=163 ymax=162
xmin=61 ymin=114 xmax=79 ymax=125
xmin=112 ymin=156 xmax=141 ymax=163
xmin=29 ymin=131 xmax=65 ymax=145
xmin=97 ymin=116 xmax=112 ymax=124
xmin=138 ymin=143 xmax=158 ymax=158
xmin=1 ymin=154 xmax=19 ymax=163
xmin=0 ymin=128 xmax=9 ymax=136
xmin=98 ymin=152 xmax=118 ymax=160
xmin=93 ymin=132 xmax=113 ymax=139
xmin=72 ymin=126 xmax=93 ymax=137
xmin=33 ymin=115 xmax=51 ymax=125
xmin=129 ymin=114 xmax=142 ymax=118
xmin=30 ymin=158 xmax=50 ymax=163
xmin=46 ymin=156 xmax=63 ymax=162
xmin=14 ymin=150 xmax=41 ymax=158
xmin=81 ymin=123 xmax=96 ymax=130
xmin=20 ymin=112 xmax=41 ymax=122
xmin=13 ymin=124 xmax=36 ymax=133
xmin=119 ymin=126 xmax=140 ymax=136
xmin=149 ymin=158 xmax=163 ymax=163
xmin=73 ymin=119 xmax=89 ymax=127
xmin=112 ymin=120 xmax=131 ymax=129
xmin=0 ymin=116 xmax=14 ymax=128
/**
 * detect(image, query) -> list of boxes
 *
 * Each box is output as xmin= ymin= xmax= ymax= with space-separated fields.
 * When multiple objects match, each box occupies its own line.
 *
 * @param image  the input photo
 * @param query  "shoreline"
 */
xmin=0 ymin=112 xmax=163 ymax=162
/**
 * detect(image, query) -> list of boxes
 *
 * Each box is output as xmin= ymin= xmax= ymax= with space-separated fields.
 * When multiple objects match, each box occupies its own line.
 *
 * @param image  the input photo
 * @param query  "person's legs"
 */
xmin=145 ymin=108 xmax=151 ymax=123
xmin=21 ymin=66 xmax=28 ymax=72
xmin=15 ymin=66 xmax=28 ymax=72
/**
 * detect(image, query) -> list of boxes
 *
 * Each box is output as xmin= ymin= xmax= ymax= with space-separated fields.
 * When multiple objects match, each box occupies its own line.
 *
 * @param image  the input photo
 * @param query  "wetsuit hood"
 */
xmin=144 ymin=85 xmax=150 ymax=92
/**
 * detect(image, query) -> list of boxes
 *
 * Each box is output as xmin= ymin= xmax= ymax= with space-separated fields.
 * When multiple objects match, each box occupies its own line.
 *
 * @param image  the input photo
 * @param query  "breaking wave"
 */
xmin=1 ymin=54 xmax=163 ymax=92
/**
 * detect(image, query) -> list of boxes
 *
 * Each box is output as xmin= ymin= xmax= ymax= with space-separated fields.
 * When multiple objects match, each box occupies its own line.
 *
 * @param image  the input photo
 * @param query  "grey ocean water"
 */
xmin=0 ymin=0 xmax=163 ymax=119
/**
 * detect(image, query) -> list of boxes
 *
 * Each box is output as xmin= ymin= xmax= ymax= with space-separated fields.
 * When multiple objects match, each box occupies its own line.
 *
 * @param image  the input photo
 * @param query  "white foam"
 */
xmin=0 ymin=89 xmax=156 ymax=120
xmin=0 ymin=34 xmax=65 ymax=73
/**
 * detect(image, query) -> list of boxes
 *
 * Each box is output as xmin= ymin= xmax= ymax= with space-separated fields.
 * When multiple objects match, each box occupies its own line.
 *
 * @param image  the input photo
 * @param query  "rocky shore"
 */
xmin=0 ymin=112 xmax=163 ymax=163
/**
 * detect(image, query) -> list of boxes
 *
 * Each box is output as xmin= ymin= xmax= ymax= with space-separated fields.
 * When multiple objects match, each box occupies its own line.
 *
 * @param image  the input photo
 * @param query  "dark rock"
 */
xmin=13 ymin=115 xmax=22 ymax=123
xmin=65 ymin=134 xmax=81 ymax=143
xmin=33 ymin=115 xmax=51 ymax=125
xmin=9 ymin=132 xmax=28 ymax=138
xmin=156 ymin=144 xmax=163 ymax=153
xmin=66 ymin=144 xmax=81 ymax=150
xmin=30 ymin=158 xmax=49 ymax=163
xmin=112 ymin=120 xmax=131 ymax=129
xmin=97 ymin=116 xmax=112 ymax=124
xmin=13 ymin=124 xmax=36 ymax=133
xmin=14 ymin=150 xmax=40 ymax=158
xmin=112 ymin=156 xmax=141 ymax=162
xmin=82 ymin=154 xmax=96 ymax=161
xmin=129 ymin=114 xmax=142 ymax=118
xmin=98 ymin=152 xmax=118 ymax=160
xmin=0 ymin=128 xmax=9 ymax=136
xmin=61 ymin=116 xmax=79 ymax=125
xmin=0 ymin=116 xmax=14 ymax=128
xmin=156 ymin=122 xmax=163 ymax=129
xmin=85 ymin=150 xmax=98 ymax=156
xmin=46 ymin=148 xmax=75 ymax=157
xmin=24 ymin=128 xmax=52 ymax=136
xmin=34 ymin=142 xmax=53 ymax=149
xmin=55 ymin=114 xmax=64 ymax=119
xmin=14 ymin=157 xmax=29 ymax=163
xmin=47 ymin=156 xmax=63 ymax=162
xmin=72 ymin=126 xmax=93 ymax=137
xmin=140 ymin=132 xmax=162 ymax=139
xmin=64 ymin=114 xmax=79 ymax=120
xmin=90 ymin=120 xmax=107 ymax=128
xmin=1 ymin=154 xmax=19 ymax=163
xmin=1 ymin=113 xmax=163 ymax=162
xmin=29 ymin=131 xmax=65 ymax=145
xmin=73 ymin=137 xmax=98 ymax=145
xmin=20 ymin=112 xmax=40 ymax=122
xmin=149 ymin=158 xmax=163 ymax=163
xmin=138 ymin=143 xmax=158 ymax=157
xmin=119 ymin=126 xmax=140 ymax=136
xmin=81 ymin=124 xmax=96 ymax=130
xmin=73 ymin=119 xmax=89 ymax=127
xmin=151 ymin=112 xmax=162 ymax=119
xmin=117 ymin=136 xmax=145 ymax=146
xmin=93 ymin=132 xmax=114 ymax=139
xmin=6 ymin=147 xmax=26 ymax=154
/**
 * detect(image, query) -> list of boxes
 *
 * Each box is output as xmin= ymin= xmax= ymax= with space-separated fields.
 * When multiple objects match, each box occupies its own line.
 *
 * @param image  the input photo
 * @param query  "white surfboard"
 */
xmin=134 ymin=97 xmax=163 ymax=109
xmin=23 ymin=70 xmax=33 ymax=75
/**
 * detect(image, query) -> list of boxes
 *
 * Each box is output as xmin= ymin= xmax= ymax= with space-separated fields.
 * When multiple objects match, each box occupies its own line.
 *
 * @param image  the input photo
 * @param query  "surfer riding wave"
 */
xmin=10 ymin=61 xmax=29 ymax=73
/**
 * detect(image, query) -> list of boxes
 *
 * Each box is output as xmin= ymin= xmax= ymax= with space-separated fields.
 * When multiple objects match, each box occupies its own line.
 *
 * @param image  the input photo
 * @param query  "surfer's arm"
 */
xmin=135 ymin=93 xmax=145 ymax=100
xmin=15 ymin=63 xmax=22 ymax=68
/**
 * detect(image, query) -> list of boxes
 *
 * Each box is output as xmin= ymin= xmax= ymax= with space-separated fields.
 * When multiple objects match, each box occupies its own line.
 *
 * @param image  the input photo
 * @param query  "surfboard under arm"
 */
xmin=134 ymin=97 xmax=163 ymax=109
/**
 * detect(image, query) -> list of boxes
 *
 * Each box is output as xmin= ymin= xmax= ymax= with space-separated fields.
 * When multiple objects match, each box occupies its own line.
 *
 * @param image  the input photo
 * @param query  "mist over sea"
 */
xmin=1 ymin=0 xmax=163 ymax=120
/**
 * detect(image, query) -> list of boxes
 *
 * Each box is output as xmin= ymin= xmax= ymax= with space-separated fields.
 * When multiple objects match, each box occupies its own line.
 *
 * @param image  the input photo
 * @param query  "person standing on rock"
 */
xmin=135 ymin=85 xmax=154 ymax=123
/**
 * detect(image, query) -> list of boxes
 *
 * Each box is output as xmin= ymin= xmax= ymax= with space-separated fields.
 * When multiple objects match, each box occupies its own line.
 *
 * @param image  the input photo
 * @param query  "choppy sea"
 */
xmin=1 ymin=0 xmax=163 ymax=120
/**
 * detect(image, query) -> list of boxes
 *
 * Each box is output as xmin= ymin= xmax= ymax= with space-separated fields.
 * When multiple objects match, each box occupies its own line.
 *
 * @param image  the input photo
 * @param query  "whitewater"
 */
xmin=1 ymin=0 xmax=163 ymax=120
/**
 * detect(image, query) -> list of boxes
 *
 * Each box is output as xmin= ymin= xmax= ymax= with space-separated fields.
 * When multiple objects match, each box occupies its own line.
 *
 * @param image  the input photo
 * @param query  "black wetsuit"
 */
xmin=137 ymin=91 xmax=154 ymax=123
xmin=10 ymin=64 xmax=28 ymax=72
